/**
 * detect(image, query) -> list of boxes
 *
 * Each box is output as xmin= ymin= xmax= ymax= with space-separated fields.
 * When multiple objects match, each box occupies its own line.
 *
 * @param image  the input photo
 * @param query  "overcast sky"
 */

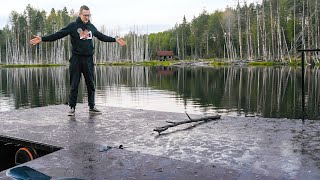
xmin=0 ymin=0 xmax=255 ymax=34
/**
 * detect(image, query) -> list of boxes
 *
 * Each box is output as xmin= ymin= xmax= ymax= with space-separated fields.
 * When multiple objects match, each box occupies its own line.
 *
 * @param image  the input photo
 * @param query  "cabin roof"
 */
xmin=157 ymin=51 xmax=174 ymax=56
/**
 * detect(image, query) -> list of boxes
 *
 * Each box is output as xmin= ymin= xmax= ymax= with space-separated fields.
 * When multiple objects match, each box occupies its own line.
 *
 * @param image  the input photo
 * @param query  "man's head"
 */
xmin=79 ymin=5 xmax=90 ymax=24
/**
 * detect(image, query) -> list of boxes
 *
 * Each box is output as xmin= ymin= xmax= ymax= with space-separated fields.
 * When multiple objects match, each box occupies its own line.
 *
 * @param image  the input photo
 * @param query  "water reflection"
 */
xmin=0 ymin=66 xmax=319 ymax=119
xmin=0 ymin=67 xmax=70 ymax=110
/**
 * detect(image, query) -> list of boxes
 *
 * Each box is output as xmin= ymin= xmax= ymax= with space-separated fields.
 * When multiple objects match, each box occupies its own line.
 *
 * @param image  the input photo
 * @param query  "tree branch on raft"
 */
xmin=153 ymin=112 xmax=221 ymax=134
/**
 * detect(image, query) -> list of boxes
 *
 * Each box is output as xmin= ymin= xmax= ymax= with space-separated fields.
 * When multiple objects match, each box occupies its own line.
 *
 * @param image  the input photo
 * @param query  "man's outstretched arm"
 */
xmin=30 ymin=24 xmax=72 ymax=45
xmin=94 ymin=30 xmax=126 ymax=46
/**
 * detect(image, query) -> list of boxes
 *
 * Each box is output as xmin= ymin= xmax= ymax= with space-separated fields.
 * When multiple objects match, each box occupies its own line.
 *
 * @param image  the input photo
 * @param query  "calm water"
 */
xmin=0 ymin=66 xmax=319 ymax=120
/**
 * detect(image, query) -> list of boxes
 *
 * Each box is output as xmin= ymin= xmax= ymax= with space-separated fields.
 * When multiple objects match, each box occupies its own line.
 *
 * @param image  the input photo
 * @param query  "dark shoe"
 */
xmin=89 ymin=107 xmax=102 ymax=115
xmin=68 ymin=107 xmax=75 ymax=116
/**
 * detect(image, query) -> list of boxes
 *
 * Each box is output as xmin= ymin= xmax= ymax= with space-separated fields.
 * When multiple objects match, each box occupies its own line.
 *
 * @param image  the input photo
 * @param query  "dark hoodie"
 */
xmin=42 ymin=17 xmax=116 ymax=56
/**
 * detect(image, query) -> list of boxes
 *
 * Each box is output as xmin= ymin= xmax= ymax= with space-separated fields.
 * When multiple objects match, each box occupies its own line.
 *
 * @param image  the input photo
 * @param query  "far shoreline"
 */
xmin=0 ymin=59 xmax=318 ymax=68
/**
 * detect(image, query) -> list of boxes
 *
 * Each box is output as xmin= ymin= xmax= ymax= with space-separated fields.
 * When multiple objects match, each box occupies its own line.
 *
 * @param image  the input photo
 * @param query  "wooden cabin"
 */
xmin=157 ymin=51 xmax=174 ymax=61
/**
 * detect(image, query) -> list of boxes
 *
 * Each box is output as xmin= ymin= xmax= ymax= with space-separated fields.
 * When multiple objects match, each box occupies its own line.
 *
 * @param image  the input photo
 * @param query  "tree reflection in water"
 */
xmin=0 ymin=66 xmax=319 ymax=120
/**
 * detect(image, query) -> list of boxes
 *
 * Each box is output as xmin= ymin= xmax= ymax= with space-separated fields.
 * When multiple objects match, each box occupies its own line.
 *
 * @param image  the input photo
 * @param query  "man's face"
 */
xmin=80 ymin=10 xmax=91 ymax=24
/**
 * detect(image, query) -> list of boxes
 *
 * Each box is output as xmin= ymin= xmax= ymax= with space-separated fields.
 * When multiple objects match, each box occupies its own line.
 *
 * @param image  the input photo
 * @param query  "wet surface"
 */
xmin=0 ymin=104 xmax=319 ymax=179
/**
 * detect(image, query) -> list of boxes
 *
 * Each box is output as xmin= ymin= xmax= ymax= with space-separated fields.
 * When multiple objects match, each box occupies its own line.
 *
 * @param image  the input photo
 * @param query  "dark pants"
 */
xmin=68 ymin=54 xmax=95 ymax=109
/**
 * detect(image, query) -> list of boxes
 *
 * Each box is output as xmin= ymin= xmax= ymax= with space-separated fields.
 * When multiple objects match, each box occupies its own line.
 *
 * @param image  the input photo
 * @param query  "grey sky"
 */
xmin=0 ymin=0 xmax=255 ymax=34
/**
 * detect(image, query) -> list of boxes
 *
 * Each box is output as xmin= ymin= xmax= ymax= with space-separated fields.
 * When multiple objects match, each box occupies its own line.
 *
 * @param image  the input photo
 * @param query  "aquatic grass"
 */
xmin=247 ymin=61 xmax=279 ymax=66
xmin=288 ymin=61 xmax=302 ymax=66
xmin=210 ymin=61 xmax=230 ymax=66
xmin=138 ymin=60 xmax=172 ymax=66
xmin=96 ymin=62 xmax=134 ymax=66
xmin=97 ymin=60 xmax=174 ymax=67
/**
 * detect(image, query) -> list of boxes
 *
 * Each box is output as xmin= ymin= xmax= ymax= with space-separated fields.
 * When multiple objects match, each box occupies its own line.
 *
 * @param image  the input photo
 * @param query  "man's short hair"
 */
xmin=80 ymin=5 xmax=90 ymax=13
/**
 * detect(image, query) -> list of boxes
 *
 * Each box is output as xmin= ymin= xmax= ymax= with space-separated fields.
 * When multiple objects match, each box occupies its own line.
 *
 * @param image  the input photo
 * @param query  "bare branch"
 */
xmin=154 ymin=114 xmax=221 ymax=134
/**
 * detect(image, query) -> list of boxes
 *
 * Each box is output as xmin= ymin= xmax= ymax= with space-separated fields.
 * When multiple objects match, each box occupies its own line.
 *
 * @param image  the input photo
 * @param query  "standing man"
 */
xmin=30 ymin=5 xmax=126 ymax=116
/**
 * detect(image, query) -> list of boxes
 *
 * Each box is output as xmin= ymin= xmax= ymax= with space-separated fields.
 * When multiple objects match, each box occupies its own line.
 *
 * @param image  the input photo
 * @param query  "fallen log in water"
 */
xmin=153 ymin=113 xmax=221 ymax=134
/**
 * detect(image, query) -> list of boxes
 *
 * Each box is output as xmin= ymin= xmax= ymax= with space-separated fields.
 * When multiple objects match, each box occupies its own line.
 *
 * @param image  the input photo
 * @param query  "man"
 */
xmin=30 ymin=5 xmax=126 ymax=116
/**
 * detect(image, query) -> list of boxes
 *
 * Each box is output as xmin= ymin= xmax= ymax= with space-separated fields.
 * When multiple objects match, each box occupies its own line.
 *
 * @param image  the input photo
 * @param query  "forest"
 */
xmin=0 ymin=0 xmax=319 ymax=64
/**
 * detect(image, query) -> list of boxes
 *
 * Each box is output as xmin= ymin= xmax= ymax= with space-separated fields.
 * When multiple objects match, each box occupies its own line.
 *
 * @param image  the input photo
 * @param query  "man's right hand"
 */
xmin=30 ymin=35 xmax=42 ymax=45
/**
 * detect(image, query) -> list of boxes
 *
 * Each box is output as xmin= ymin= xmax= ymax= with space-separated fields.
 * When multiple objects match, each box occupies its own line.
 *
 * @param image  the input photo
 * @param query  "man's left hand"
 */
xmin=116 ymin=38 xmax=126 ymax=46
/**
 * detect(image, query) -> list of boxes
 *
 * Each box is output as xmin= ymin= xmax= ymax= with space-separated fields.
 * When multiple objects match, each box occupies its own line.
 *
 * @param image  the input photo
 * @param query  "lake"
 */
xmin=0 ymin=66 xmax=319 ymax=120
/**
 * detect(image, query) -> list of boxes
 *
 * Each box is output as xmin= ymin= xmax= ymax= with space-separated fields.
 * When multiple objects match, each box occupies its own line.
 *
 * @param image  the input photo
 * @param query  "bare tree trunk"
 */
xmin=277 ymin=0 xmax=283 ymax=61
xmin=25 ymin=27 xmax=28 ymax=64
xmin=315 ymin=0 xmax=320 ymax=49
xmin=307 ymin=0 xmax=312 ymax=64
xmin=294 ymin=0 xmax=296 ymax=62
xmin=228 ymin=32 xmax=232 ymax=61
xmin=237 ymin=0 xmax=243 ymax=60
xmin=176 ymin=33 xmax=180 ymax=59
xmin=145 ymin=34 xmax=149 ymax=61
xmin=270 ymin=0 xmax=275 ymax=60
xmin=206 ymin=32 xmax=209 ymax=56
xmin=302 ymin=0 xmax=306 ymax=50
xmin=262 ymin=0 xmax=267 ymax=60
xmin=223 ymin=33 xmax=229 ymax=60
xmin=5 ymin=45 xmax=8 ymax=64
xmin=316 ymin=0 xmax=320 ymax=63
xmin=256 ymin=3 xmax=260 ymax=59
xmin=316 ymin=0 xmax=319 ymax=49
xmin=5 ymin=38 xmax=8 ymax=64
xmin=224 ymin=44 xmax=226 ymax=60
xmin=245 ymin=2 xmax=250 ymax=60
xmin=249 ymin=11 xmax=253 ymax=60
xmin=130 ymin=33 xmax=134 ymax=63
xmin=182 ymin=31 xmax=185 ymax=60
xmin=282 ymin=27 xmax=291 ymax=62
